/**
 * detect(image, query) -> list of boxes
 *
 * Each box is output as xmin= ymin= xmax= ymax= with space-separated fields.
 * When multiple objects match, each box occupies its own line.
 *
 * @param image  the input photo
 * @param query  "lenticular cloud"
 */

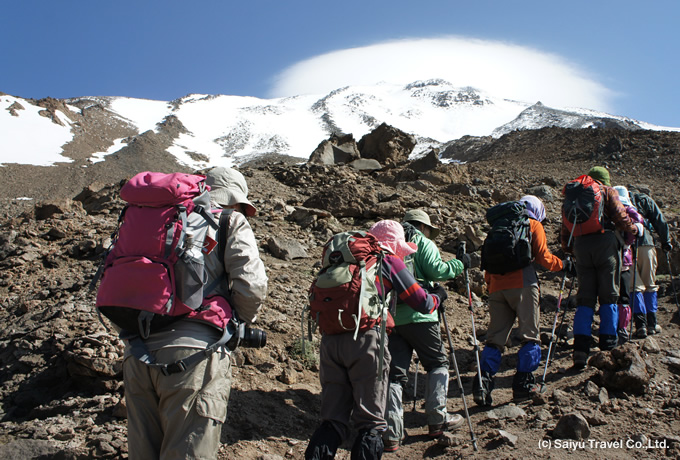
xmin=269 ymin=37 xmax=613 ymax=112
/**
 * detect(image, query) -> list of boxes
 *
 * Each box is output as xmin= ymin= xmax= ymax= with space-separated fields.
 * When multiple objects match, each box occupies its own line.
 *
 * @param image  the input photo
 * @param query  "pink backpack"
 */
xmin=94 ymin=172 xmax=233 ymax=339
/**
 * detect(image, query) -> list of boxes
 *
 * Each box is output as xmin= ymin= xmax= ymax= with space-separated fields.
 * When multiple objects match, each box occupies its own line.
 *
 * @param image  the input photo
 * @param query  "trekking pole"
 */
xmin=412 ymin=356 xmax=419 ymax=412
xmin=556 ymin=277 xmax=576 ymax=346
xmin=457 ymin=241 xmax=484 ymax=403
xmin=440 ymin=300 xmax=478 ymax=451
xmin=629 ymin=239 xmax=639 ymax=338
xmin=539 ymin=267 xmax=571 ymax=393
xmin=665 ymin=250 xmax=680 ymax=311
xmin=301 ymin=307 xmax=307 ymax=355
xmin=557 ymin=215 xmax=579 ymax=348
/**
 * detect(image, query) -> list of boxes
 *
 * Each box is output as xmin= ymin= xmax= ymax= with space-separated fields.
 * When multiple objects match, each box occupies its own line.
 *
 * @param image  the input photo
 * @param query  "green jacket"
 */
xmin=393 ymin=224 xmax=465 ymax=326
xmin=629 ymin=192 xmax=671 ymax=248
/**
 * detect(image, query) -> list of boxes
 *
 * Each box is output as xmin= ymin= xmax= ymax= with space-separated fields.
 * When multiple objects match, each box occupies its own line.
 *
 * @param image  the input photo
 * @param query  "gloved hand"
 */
xmin=456 ymin=242 xmax=467 ymax=261
xmin=431 ymin=284 xmax=448 ymax=310
xmin=662 ymin=241 xmax=673 ymax=252
xmin=458 ymin=253 xmax=471 ymax=270
xmin=633 ymin=223 xmax=644 ymax=238
xmin=562 ymin=258 xmax=576 ymax=276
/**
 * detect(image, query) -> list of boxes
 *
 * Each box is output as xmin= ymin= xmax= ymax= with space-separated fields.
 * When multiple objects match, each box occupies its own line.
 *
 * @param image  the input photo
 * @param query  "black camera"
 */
xmin=226 ymin=319 xmax=267 ymax=350
xmin=239 ymin=327 xmax=267 ymax=348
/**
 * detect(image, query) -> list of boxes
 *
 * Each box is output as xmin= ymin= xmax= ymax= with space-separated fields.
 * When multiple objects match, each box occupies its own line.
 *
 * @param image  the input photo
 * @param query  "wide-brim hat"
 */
xmin=403 ymin=209 xmax=440 ymax=239
xmin=206 ymin=167 xmax=257 ymax=216
xmin=369 ymin=219 xmax=418 ymax=259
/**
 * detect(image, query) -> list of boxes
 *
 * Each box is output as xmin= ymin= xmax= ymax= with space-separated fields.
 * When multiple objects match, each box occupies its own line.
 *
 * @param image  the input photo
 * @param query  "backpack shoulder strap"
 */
xmin=202 ymin=209 xmax=234 ymax=297
xmin=194 ymin=203 xmax=220 ymax=231
xmin=218 ymin=209 xmax=234 ymax=264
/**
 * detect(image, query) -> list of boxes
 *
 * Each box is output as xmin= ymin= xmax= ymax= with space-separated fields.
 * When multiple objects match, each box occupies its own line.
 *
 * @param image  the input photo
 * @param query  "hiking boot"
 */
xmin=646 ymin=312 xmax=661 ymax=335
xmin=572 ymin=351 xmax=588 ymax=370
xmin=633 ymin=314 xmax=647 ymax=339
xmin=635 ymin=327 xmax=648 ymax=339
xmin=599 ymin=334 xmax=617 ymax=351
xmin=472 ymin=371 xmax=494 ymax=406
xmin=383 ymin=439 xmax=400 ymax=453
xmin=428 ymin=414 xmax=464 ymax=437
xmin=617 ymin=327 xmax=629 ymax=346
xmin=512 ymin=372 xmax=540 ymax=402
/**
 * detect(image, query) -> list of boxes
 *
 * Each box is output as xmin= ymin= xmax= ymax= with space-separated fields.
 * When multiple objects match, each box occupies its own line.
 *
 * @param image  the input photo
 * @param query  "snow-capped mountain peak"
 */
xmin=1 ymin=81 xmax=678 ymax=169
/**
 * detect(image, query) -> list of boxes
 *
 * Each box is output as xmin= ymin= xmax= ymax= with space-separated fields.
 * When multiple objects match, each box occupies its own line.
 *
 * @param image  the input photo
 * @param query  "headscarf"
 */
xmin=613 ymin=185 xmax=632 ymax=207
xmin=519 ymin=195 xmax=546 ymax=223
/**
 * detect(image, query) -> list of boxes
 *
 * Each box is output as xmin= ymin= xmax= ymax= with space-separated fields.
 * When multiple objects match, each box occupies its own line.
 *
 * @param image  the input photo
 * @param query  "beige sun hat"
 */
xmin=403 ymin=209 xmax=440 ymax=239
xmin=205 ymin=167 xmax=257 ymax=216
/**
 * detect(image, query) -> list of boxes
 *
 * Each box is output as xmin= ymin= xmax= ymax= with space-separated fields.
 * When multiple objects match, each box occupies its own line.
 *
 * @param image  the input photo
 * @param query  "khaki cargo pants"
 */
xmin=124 ymin=347 xmax=231 ymax=460
xmin=634 ymin=245 xmax=659 ymax=293
xmin=486 ymin=285 xmax=540 ymax=352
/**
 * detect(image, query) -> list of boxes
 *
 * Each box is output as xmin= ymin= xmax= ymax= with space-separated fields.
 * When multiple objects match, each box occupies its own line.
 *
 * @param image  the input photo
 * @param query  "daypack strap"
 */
xmin=195 ymin=205 xmax=220 ymax=231
xmin=353 ymin=261 xmax=368 ymax=340
xmin=204 ymin=209 xmax=234 ymax=296
xmin=218 ymin=209 xmax=234 ymax=264
xmin=169 ymin=206 xmax=188 ymax=259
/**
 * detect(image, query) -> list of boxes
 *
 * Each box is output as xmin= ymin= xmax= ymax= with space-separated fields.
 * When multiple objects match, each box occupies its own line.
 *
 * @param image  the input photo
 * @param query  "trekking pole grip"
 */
xmin=457 ymin=241 xmax=467 ymax=259
xmin=457 ymin=240 xmax=470 ymax=281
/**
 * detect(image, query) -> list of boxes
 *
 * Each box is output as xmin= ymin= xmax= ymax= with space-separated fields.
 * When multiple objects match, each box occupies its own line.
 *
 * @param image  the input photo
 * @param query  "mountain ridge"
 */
xmin=3 ymin=80 xmax=679 ymax=173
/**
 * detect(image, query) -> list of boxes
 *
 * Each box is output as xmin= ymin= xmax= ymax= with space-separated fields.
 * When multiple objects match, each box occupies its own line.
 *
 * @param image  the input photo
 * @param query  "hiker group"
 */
xmin=92 ymin=164 xmax=673 ymax=460
xmin=562 ymin=167 xmax=672 ymax=369
xmin=303 ymin=165 xmax=673 ymax=458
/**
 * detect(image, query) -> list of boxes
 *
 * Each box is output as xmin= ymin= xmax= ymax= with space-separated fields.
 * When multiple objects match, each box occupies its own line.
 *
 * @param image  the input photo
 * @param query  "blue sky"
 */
xmin=2 ymin=0 xmax=678 ymax=127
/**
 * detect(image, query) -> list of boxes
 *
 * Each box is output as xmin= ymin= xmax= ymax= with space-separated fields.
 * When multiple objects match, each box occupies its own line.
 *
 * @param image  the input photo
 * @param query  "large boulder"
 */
xmin=308 ymin=133 xmax=360 ymax=165
xmin=358 ymin=123 xmax=416 ymax=165
xmin=409 ymin=149 xmax=441 ymax=173
xmin=589 ymin=341 xmax=654 ymax=394
xmin=303 ymin=184 xmax=379 ymax=218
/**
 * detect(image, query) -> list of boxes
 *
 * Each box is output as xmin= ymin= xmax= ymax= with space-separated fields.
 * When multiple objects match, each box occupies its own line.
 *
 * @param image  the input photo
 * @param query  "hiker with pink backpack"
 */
xmin=612 ymin=185 xmax=644 ymax=344
xmin=305 ymin=220 xmax=446 ymax=460
xmin=94 ymin=167 xmax=268 ymax=459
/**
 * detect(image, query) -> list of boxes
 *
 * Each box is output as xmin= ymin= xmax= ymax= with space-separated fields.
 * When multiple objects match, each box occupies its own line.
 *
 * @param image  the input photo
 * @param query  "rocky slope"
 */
xmin=0 ymin=126 xmax=679 ymax=459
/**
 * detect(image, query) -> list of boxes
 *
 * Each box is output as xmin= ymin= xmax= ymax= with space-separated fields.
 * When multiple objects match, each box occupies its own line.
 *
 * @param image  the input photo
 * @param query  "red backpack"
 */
xmin=308 ymin=231 xmax=394 ymax=338
xmin=94 ymin=172 xmax=233 ymax=339
xmin=562 ymin=175 xmax=605 ymax=238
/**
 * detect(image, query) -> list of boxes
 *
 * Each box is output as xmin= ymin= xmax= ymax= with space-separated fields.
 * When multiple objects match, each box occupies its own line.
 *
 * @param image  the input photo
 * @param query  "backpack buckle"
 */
xmin=161 ymin=360 xmax=186 ymax=376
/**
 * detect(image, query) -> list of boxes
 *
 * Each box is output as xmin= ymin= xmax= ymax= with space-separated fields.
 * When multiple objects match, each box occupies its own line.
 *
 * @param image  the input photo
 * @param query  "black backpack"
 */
xmin=481 ymin=201 xmax=533 ymax=274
